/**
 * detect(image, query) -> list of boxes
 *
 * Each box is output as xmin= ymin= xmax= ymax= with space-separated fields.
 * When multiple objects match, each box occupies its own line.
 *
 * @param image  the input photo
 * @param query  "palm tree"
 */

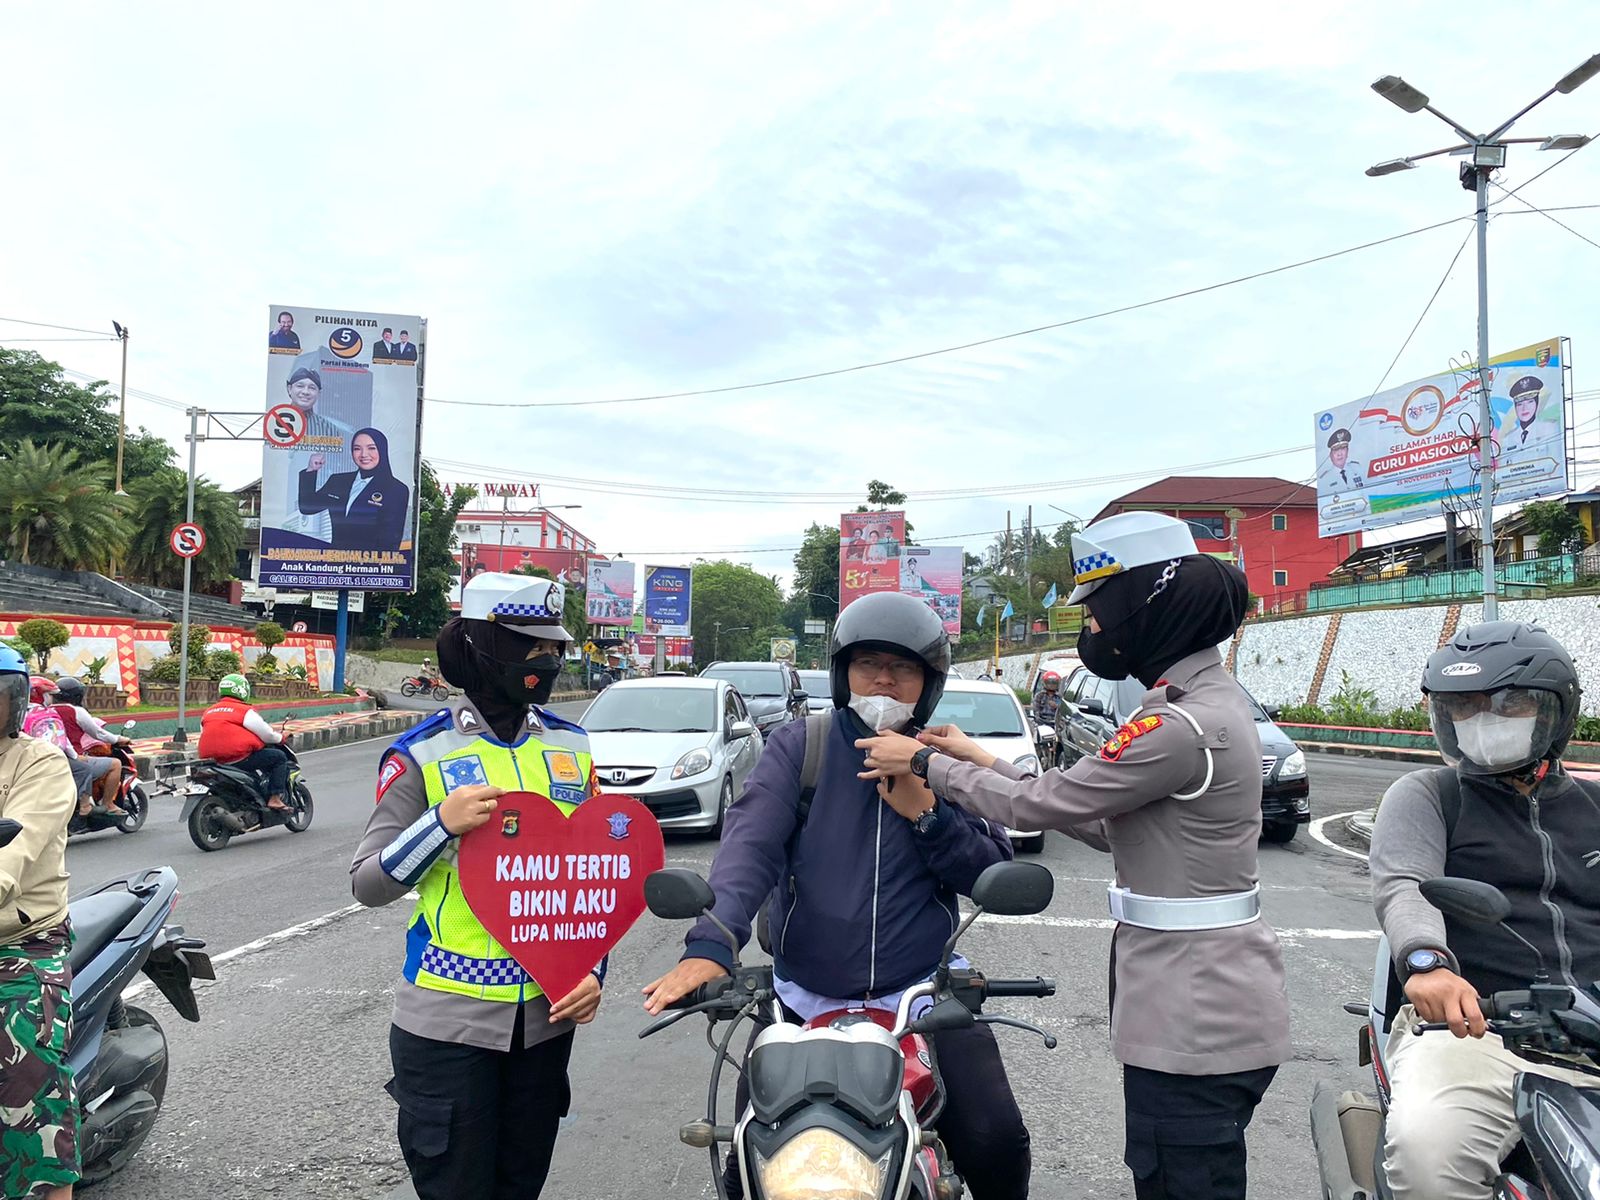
xmin=0 ymin=439 xmax=131 ymax=570
xmin=123 ymin=467 xmax=246 ymax=588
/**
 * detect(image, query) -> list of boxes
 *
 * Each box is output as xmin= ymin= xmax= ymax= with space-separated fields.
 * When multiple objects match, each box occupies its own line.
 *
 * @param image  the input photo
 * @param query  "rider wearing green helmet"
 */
xmin=199 ymin=672 xmax=290 ymax=811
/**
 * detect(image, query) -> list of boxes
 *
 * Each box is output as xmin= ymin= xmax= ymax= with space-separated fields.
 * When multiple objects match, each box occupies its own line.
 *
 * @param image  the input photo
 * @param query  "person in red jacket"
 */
xmin=198 ymin=674 xmax=290 ymax=811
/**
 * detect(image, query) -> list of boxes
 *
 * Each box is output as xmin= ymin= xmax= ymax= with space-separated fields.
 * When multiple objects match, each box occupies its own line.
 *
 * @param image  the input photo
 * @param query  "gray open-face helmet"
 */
xmin=829 ymin=591 xmax=951 ymax=726
xmin=1421 ymin=621 xmax=1580 ymax=776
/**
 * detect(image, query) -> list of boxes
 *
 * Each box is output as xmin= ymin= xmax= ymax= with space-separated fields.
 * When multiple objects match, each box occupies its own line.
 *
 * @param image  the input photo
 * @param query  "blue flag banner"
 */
xmin=977 ymin=605 xmax=989 ymax=628
xmin=1041 ymin=583 xmax=1058 ymax=609
xmin=1001 ymin=600 xmax=1015 ymax=623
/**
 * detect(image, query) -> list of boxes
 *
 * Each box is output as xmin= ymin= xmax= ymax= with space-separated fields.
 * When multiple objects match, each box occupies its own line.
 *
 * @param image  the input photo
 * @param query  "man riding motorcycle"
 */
xmin=23 ymin=679 xmax=99 ymax=817
xmin=1033 ymin=671 xmax=1063 ymax=726
xmin=46 ymin=677 xmax=130 ymax=816
xmin=197 ymin=675 xmax=291 ymax=813
xmin=644 ymin=591 xmax=1031 ymax=1198
xmin=1371 ymin=621 xmax=1600 ymax=1200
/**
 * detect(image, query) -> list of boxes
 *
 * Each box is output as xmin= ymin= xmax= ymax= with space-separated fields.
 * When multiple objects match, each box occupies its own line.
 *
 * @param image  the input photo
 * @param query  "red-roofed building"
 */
xmin=1090 ymin=477 xmax=1362 ymax=605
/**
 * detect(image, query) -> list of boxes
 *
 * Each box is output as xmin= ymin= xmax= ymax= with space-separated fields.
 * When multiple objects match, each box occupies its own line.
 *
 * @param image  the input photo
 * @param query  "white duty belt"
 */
xmin=1107 ymin=884 xmax=1261 ymax=931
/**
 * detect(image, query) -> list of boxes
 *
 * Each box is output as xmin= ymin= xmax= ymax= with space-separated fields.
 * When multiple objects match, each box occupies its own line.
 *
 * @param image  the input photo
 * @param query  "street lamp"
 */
xmin=112 ymin=321 xmax=129 ymax=496
xmin=1366 ymin=54 xmax=1599 ymax=620
xmin=713 ymin=623 xmax=750 ymax=661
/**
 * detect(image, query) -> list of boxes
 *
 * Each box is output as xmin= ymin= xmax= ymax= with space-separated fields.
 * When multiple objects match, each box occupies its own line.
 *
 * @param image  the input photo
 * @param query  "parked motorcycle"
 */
xmin=182 ymin=736 xmax=313 ymax=851
xmin=69 ymin=721 xmax=150 ymax=839
xmin=641 ymin=861 xmax=1058 ymax=1200
xmin=1311 ymin=876 xmax=1600 ymax=1200
xmin=400 ymin=675 xmax=449 ymax=700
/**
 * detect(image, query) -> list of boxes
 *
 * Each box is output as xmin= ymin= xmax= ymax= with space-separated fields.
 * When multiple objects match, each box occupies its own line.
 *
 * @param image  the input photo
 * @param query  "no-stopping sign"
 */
xmin=170 ymin=522 xmax=206 ymax=559
xmin=263 ymin=404 xmax=308 ymax=447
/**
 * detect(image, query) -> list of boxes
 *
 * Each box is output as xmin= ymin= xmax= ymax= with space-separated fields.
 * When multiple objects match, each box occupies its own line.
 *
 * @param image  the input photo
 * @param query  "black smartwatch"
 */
xmin=1406 ymin=948 xmax=1450 ymax=975
xmin=910 ymin=746 xmax=938 ymax=779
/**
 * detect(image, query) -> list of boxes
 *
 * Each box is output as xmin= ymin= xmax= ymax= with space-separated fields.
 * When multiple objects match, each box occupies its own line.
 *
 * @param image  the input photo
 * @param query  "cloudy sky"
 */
xmin=5 ymin=2 xmax=1598 ymax=584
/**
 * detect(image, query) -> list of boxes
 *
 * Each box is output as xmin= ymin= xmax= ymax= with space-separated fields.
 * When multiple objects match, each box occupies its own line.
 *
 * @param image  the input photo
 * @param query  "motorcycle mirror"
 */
xmin=123 ymin=719 xmax=137 ymax=732
xmin=645 ymin=869 xmax=717 ymax=921
xmin=1420 ymin=877 xmax=1512 ymax=927
xmin=0 ymin=818 xmax=20 ymax=848
xmin=971 ymin=861 xmax=1055 ymax=917
xmin=909 ymin=997 xmax=975 ymax=1036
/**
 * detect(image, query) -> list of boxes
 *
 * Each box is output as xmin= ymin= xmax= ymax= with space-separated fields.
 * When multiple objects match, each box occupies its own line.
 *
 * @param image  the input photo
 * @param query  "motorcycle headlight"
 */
xmin=753 ymin=1128 xmax=892 ymax=1200
xmin=1278 ymin=749 xmax=1307 ymax=779
xmin=1012 ymin=753 xmax=1040 ymax=775
xmin=670 ymin=748 xmax=713 ymax=780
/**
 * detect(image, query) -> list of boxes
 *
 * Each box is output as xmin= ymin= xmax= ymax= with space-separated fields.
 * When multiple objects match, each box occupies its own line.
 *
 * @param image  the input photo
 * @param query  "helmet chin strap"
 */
xmin=1496 ymin=758 xmax=1553 ymax=789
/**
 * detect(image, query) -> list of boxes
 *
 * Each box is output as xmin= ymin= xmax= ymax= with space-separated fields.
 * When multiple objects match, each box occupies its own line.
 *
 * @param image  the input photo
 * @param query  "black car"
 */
xmin=1054 ymin=665 xmax=1310 ymax=843
xmin=700 ymin=661 xmax=809 ymax=738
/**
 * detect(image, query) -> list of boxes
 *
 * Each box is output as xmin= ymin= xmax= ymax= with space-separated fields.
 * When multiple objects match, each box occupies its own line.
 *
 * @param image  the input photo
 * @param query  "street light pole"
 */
xmin=1366 ymin=54 xmax=1599 ymax=621
xmin=112 ymin=322 xmax=129 ymax=495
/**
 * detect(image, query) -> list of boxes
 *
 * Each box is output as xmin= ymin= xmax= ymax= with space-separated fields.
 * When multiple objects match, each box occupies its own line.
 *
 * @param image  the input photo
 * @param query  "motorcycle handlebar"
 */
xmin=1481 ymin=991 xmax=1535 ymax=1020
xmin=983 ymin=977 xmax=1057 ymax=999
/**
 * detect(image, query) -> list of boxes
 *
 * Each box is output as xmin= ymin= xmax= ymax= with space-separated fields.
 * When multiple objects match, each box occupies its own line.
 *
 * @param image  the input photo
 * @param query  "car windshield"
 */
xmin=703 ymin=668 xmax=785 ymax=697
xmin=583 ymin=688 xmax=716 ymax=733
xmin=798 ymin=671 xmax=828 ymax=693
xmin=930 ymin=691 xmax=1025 ymax=737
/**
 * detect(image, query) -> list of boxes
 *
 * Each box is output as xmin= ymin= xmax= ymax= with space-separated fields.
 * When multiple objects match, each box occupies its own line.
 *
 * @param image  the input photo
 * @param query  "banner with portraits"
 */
xmin=259 ymin=304 xmax=424 ymax=591
xmin=839 ymin=511 xmax=905 ymax=611
xmin=900 ymin=545 xmax=963 ymax=635
xmin=586 ymin=560 xmax=636 ymax=626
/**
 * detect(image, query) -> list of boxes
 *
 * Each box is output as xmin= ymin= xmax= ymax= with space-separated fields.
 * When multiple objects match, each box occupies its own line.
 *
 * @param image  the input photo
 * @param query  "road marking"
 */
xmin=1310 ymin=813 xmax=1370 ymax=863
xmin=986 ymin=913 xmax=1378 ymax=939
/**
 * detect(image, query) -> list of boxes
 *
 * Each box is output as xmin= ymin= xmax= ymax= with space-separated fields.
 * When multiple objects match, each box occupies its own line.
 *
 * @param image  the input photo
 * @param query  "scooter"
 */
xmin=68 ymin=721 xmax=150 ymax=839
xmin=0 ymin=822 xmax=216 ymax=1185
xmin=641 ymin=861 xmax=1058 ymax=1200
xmin=1310 ymin=876 xmax=1600 ymax=1200
xmin=182 ymin=736 xmax=313 ymax=852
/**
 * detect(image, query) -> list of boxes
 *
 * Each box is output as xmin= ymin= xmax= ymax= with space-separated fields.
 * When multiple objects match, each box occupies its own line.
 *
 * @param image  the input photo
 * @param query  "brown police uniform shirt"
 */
xmin=927 ymin=649 xmax=1292 ymax=1075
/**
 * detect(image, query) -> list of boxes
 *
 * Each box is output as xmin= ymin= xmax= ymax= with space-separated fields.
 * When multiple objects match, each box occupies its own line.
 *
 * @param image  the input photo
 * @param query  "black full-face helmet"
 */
xmin=1421 ymin=621 xmax=1581 ymax=777
xmin=828 ymin=591 xmax=951 ymax=726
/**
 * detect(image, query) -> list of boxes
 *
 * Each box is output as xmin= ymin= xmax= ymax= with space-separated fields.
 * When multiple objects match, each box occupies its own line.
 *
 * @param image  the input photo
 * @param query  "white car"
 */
xmin=929 ymin=679 xmax=1047 ymax=854
xmin=582 ymin=676 xmax=763 ymax=836
xmin=797 ymin=670 xmax=832 ymax=715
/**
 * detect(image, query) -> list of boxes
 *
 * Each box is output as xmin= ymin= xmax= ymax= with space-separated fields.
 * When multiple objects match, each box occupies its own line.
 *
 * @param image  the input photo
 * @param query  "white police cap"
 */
xmin=1069 ymin=512 xmax=1199 ymax=606
xmin=460 ymin=571 xmax=573 ymax=643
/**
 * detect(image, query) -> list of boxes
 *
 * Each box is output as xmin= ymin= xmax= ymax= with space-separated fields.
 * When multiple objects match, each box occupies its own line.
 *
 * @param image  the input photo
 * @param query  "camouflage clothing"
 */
xmin=0 ymin=921 xmax=79 ymax=1198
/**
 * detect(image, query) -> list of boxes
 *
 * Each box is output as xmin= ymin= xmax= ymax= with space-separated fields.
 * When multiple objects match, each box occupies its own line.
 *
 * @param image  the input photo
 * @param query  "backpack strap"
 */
xmin=794 ymin=712 xmax=833 ymax=834
xmin=1433 ymin=766 xmax=1463 ymax=842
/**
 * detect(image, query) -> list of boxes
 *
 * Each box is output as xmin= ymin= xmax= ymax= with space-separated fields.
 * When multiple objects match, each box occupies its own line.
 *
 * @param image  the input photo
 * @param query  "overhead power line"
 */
xmin=0 ymin=316 xmax=112 ymax=336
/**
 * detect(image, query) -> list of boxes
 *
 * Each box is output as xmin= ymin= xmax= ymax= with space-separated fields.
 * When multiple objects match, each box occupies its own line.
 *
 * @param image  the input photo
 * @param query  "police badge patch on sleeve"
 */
xmin=439 ymin=755 xmax=490 ymax=790
xmin=1099 ymin=715 xmax=1163 ymax=762
xmin=376 ymin=755 xmax=407 ymax=803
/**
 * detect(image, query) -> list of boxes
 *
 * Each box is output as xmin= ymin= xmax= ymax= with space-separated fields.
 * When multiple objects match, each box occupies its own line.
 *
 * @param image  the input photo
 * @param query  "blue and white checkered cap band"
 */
xmin=1074 ymin=551 xmax=1118 ymax=577
xmin=490 ymin=601 xmax=560 ymax=620
xmin=419 ymin=944 xmax=530 ymax=988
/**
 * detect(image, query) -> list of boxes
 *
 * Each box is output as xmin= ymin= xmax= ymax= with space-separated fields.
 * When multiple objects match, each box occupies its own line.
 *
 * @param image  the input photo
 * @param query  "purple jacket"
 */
xmin=685 ymin=710 xmax=1013 ymax=998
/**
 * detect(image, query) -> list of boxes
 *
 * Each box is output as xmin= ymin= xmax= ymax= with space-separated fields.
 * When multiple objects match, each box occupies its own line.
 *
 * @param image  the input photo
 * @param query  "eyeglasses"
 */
xmin=849 ymin=655 xmax=923 ymax=682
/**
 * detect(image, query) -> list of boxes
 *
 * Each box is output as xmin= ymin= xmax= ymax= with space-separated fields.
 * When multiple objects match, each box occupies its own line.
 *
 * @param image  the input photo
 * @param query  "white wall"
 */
xmin=1233 ymin=615 xmax=1331 ymax=706
xmin=1321 ymin=605 xmax=1447 ymax=711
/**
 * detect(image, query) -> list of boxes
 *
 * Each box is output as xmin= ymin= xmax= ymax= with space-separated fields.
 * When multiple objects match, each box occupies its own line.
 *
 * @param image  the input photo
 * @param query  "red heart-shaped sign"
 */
xmin=456 ymin=792 xmax=664 ymax=1004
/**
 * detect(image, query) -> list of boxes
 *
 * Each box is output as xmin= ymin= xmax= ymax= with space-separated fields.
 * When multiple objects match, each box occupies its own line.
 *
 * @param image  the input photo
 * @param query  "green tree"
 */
xmin=17 ymin=618 xmax=69 ymax=673
xmin=0 ymin=440 xmax=131 ymax=569
xmin=691 ymin=561 xmax=783 ymax=667
xmin=1520 ymin=500 xmax=1586 ymax=558
xmin=856 ymin=480 xmax=913 ymax=539
xmin=375 ymin=465 xmax=476 ymax=640
xmin=123 ymin=467 xmax=245 ymax=588
xmin=791 ymin=522 xmax=840 ymax=614
xmin=255 ymin=621 xmax=286 ymax=671
xmin=0 ymin=350 xmax=172 ymax=482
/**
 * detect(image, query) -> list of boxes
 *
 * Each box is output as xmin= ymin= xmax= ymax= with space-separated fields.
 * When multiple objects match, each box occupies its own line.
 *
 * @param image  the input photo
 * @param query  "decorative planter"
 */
xmin=142 ymin=684 xmax=179 ymax=707
xmin=85 ymin=683 xmax=121 ymax=710
xmin=254 ymin=681 xmax=290 ymax=700
xmin=186 ymin=678 xmax=218 ymax=705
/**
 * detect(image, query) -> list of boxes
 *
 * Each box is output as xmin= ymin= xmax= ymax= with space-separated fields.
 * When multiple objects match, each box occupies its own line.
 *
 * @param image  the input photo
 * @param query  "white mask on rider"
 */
xmin=849 ymin=692 xmax=916 ymax=733
xmin=1454 ymin=713 xmax=1538 ymax=770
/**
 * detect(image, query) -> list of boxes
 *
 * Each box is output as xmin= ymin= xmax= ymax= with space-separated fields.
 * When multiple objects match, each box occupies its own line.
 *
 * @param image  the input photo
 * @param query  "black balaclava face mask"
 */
xmin=439 ymin=618 xmax=564 ymax=739
xmin=1077 ymin=555 xmax=1250 ymax=688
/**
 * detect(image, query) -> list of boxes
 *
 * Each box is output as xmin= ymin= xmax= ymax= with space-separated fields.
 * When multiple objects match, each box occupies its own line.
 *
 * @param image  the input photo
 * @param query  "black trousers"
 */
xmin=235 ymin=746 xmax=291 ymax=799
xmin=725 ymin=1014 xmax=1031 ymax=1199
xmin=387 ymin=1012 xmax=575 ymax=1200
xmin=1122 ymin=1064 xmax=1277 ymax=1200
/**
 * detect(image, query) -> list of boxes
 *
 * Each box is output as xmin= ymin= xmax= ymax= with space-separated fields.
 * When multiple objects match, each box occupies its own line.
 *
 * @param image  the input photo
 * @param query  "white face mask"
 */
xmin=1454 ymin=713 xmax=1537 ymax=769
xmin=849 ymin=692 xmax=916 ymax=733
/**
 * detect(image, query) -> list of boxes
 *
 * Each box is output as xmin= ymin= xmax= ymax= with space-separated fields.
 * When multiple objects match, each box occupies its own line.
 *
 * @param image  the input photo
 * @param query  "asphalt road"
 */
xmin=74 ymin=733 xmax=1402 ymax=1200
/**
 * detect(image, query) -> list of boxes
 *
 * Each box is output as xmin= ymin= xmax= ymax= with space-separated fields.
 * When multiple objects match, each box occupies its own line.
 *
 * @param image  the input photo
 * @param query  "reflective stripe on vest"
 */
xmin=403 ymin=717 xmax=596 ymax=1003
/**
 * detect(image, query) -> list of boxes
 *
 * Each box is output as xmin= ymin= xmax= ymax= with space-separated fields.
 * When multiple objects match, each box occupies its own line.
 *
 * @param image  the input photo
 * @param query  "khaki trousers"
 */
xmin=1384 ymin=1003 xmax=1600 ymax=1200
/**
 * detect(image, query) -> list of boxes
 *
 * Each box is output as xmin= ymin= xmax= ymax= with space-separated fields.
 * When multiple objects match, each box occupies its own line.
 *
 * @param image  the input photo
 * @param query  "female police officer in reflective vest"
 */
xmin=859 ymin=512 xmax=1291 ymax=1200
xmin=352 ymin=572 xmax=604 ymax=1199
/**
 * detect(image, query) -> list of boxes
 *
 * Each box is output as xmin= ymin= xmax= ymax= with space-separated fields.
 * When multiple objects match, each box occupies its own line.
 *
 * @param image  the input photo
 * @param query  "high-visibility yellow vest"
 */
xmin=395 ymin=704 xmax=596 ymax=1003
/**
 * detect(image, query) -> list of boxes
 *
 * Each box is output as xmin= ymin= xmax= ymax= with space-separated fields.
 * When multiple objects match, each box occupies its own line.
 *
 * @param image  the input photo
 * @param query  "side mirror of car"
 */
xmin=728 ymin=720 xmax=758 ymax=741
xmin=1079 ymin=698 xmax=1106 ymax=717
xmin=1265 ymin=706 xmax=1283 ymax=721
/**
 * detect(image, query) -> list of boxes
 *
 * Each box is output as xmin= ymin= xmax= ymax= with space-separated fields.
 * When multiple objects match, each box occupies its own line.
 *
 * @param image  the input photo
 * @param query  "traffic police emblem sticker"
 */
xmin=607 ymin=811 xmax=633 ymax=841
xmin=501 ymin=809 xmax=520 ymax=837
xmin=440 ymin=755 xmax=489 ymax=790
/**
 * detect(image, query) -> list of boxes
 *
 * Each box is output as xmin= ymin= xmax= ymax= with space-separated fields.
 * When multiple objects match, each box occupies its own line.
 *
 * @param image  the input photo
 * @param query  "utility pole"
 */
xmin=172 ymin=407 xmax=200 ymax=746
xmin=112 ymin=322 xmax=129 ymax=495
xmin=1023 ymin=505 xmax=1033 ymax=643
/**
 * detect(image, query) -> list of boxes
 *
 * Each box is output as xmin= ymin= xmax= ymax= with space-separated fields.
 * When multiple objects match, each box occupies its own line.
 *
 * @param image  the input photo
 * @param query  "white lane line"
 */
xmin=1310 ymin=813 xmax=1371 ymax=863
xmin=986 ymin=913 xmax=1379 ymax=939
xmin=121 ymin=891 xmax=417 ymax=1000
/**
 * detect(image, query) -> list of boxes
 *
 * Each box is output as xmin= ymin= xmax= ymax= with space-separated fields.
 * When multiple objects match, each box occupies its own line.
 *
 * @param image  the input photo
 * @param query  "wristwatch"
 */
xmin=912 ymin=804 xmax=942 ymax=836
xmin=1406 ymin=948 xmax=1450 ymax=975
xmin=910 ymin=746 xmax=938 ymax=779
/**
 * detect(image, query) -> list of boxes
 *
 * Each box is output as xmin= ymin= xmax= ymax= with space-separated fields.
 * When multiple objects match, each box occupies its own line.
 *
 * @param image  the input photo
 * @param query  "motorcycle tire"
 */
xmin=188 ymin=797 xmax=233 ymax=852
xmin=284 ymin=784 xmax=314 ymax=833
xmin=117 ymin=785 xmax=150 ymax=834
xmin=78 ymin=1004 xmax=169 ymax=1185
xmin=401 ymin=680 xmax=418 ymax=698
xmin=432 ymin=685 xmax=450 ymax=701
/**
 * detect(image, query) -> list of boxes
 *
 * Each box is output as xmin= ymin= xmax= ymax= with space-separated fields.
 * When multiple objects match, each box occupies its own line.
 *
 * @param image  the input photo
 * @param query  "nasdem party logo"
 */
xmin=327 ymin=327 xmax=364 ymax=359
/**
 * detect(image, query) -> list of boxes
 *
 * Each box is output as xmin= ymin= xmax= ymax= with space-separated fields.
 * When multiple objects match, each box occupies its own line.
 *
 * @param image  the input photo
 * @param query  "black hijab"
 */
xmin=437 ymin=617 xmax=539 ymax=741
xmin=1077 ymin=555 xmax=1249 ymax=688
xmin=352 ymin=427 xmax=396 ymax=483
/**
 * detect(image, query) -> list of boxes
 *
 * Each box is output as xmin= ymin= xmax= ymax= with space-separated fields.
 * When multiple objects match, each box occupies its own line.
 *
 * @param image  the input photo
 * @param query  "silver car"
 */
xmin=582 ymin=676 xmax=763 ymax=836
xmin=930 ymin=679 xmax=1046 ymax=854
xmin=798 ymin=670 xmax=832 ymax=715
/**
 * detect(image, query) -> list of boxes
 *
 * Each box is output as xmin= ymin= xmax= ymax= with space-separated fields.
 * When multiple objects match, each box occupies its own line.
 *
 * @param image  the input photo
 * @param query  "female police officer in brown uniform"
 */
xmin=860 ymin=511 xmax=1291 ymax=1200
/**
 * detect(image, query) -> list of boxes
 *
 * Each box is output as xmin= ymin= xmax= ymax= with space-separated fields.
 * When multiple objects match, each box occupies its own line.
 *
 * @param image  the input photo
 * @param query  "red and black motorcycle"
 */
xmin=400 ymin=674 xmax=449 ymax=701
xmin=69 ymin=720 xmax=149 ymax=838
